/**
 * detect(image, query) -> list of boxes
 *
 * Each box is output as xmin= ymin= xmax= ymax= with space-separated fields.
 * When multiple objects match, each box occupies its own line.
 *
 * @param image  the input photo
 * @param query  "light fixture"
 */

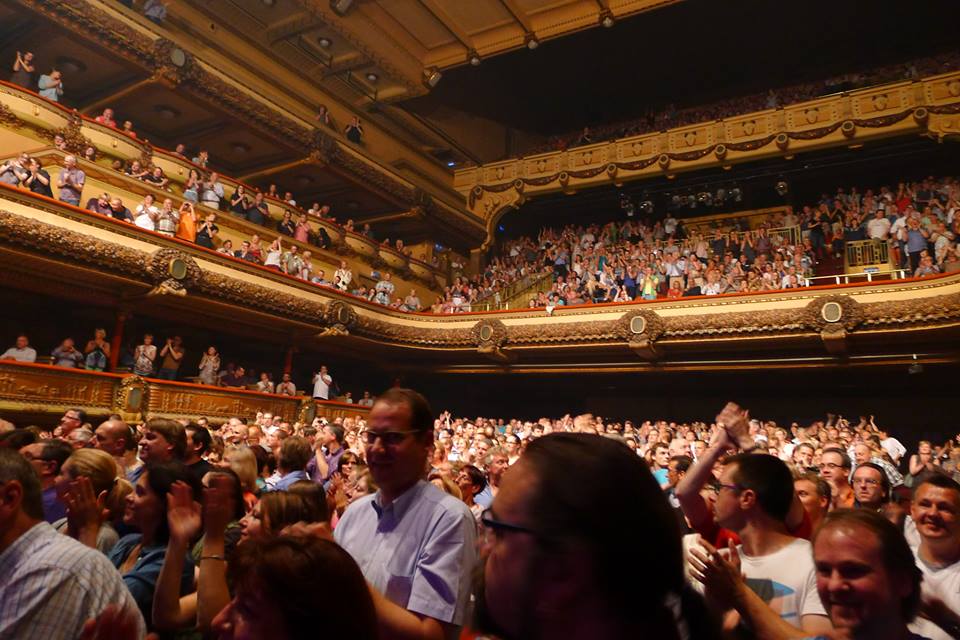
xmin=697 ymin=191 xmax=712 ymax=205
xmin=365 ymin=72 xmax=379 ymax=82
xmin=639 ymin=200 xmax=654 ymax=214
xmin=775 ymin=180 xmax=789 ymax=196
xmin=318 ymin=37 xmax=332 ymax=48
xmin=525 ymin=32 xmax=539 ymax=49
xmin=446 ymin=161 xmax=456 ymax=167
xmin=468 ymin=50 xmax=481 ymax=66
xmin=330 ymin=0 xmax=354 ymax=16
xmin=908 ymin=354 xmax=923 ymax=375
xmin=423 ymin=67 xmax=442 ymax=88
xmin=261 ymin=0 xmax=275 ymax=6
xmin=599 ymin=9 xmax=615 ymax=28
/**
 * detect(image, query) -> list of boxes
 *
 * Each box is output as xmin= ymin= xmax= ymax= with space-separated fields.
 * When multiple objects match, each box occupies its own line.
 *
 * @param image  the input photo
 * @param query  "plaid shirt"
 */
xmin=0 ymin=522 xmax=145 ymax=640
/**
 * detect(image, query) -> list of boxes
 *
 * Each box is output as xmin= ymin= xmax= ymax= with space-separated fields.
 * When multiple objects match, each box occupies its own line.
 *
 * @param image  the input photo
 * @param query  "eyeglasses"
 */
xmin=360 ymin=429 xmax=422 ymax=446
xmin=480 ymin=508 xmax=537 ymax=542
xmin=717 ymin=482 xmax=742 ymax=493
xmin=818 ymin=462 xmax=842 ymax=470
xmin=853 ymin=478 xmax=881 ymax=486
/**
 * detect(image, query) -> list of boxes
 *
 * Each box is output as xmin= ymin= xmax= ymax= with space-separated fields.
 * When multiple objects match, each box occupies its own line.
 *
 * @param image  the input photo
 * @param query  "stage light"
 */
xmin=775 ymin=180 xmax=789 ymax=196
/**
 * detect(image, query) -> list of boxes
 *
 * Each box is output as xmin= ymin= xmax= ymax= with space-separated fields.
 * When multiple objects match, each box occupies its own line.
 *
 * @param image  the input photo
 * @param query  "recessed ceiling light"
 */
xmin=600 ymin=10 xmax=615 ymax=28
xmin=261 ymin=0 xmax=275 ymax=6
xmin=365 ymin=72 xmax=378 ymax=82
xmin=318 ymin=37 xmax=332 ymax=48
xmin=154 ymin=105 xmax=180 ymax=120
xmin=468 ymin=50 xmax=481 ymax=66
xmin=231 ymin=142 xmax=251 ymax=154
xmin=525 ymin=32 xmax=539 ymax=49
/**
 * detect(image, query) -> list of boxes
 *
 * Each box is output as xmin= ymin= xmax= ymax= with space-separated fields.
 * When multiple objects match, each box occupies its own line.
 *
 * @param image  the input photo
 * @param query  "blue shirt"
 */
xmin=108 ymin=534 xmax=195 ymax=628
xmin=335 ymin=480 xmax=477 ymax=626
xmin=0 ymin=522 xmax=145 ymax=640
xmin=474 ymin=483 xmax=493 ymax=509
xmin=265 ymin=469 xmax=308 ymax=492
xmin=42 ymin=485 xmax=66 ymax=524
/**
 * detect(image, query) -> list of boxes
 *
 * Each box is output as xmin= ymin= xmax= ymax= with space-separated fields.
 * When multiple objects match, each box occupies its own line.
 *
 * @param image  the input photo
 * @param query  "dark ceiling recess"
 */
xmin=402 ymin=0 xmax=959 ymax=136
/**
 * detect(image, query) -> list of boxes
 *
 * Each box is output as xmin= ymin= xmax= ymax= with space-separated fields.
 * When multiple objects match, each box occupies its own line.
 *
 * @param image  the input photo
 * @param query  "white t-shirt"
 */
xmin=312 ymin=372 xmax=332 ymax=399
xmin=738 ymin=538 xmax=827 ymax=628
xmin=911 ymin=548 xmax=960 ymax=640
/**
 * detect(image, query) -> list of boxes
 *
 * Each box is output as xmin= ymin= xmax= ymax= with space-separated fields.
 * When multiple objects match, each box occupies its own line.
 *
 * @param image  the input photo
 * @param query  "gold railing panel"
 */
xmin=845 ymin=239 xmax=895 ymax=273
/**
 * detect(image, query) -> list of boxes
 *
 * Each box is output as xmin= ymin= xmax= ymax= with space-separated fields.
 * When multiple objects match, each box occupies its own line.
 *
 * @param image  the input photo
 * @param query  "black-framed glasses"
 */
xmin=480 ymin=508 xmax=537 ymax=539
xmin=717 ymin=482 xmax=742 ymax=493
xmin=360 ymin=429 xmax=422 ymax=446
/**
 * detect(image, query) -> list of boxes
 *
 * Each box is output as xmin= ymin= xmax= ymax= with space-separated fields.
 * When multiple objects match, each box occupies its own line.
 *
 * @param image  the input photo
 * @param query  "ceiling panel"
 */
xmin=439 ymin=1 xmax=514 ymax=35
xmin=376 ymin=0 xmax=457 ymax=49
xmin=514 ymin=0 xmax=580 ymax=13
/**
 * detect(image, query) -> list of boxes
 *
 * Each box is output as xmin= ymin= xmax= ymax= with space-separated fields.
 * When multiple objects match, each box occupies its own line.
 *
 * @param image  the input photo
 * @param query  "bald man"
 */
xmin=92 ymin=418 xmax=140 ymax=480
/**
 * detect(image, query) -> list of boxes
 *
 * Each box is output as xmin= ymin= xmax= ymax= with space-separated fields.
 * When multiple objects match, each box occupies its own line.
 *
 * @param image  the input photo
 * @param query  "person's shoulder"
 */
xmin=420 ymin=482 xmax=474 ymax=520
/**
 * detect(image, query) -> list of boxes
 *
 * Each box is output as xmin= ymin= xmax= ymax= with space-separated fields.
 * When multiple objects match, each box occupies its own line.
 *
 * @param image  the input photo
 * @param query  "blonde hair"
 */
xmin=224 ymin=445 xmax=259 ymax=493
xmin=63 ymin=448 xmax=132 ymax=520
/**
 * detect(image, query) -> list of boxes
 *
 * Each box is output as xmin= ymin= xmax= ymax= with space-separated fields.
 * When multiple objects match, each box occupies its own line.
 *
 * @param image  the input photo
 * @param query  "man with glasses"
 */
xmin=819 ymin=447 xmax=854 ymax=509
xmin=334 ymin=388 xmax=477 ymax=640
xmin=18 ymin=439 xmax=72 ymax=523
xmin=55 ymin=407 xmax=86 ymax=439
xmin=851 ymin=462 xmax=889 ymax=512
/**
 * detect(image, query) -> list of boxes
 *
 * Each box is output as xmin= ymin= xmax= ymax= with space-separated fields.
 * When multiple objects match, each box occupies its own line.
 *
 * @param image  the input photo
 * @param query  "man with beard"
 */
xmin=477 ymin=432 xmax=716 ymax=640
xmin=335 ymin=388 xmax=477 ymax=640
xmin=909 ymin=475 xmax=960 ymax=640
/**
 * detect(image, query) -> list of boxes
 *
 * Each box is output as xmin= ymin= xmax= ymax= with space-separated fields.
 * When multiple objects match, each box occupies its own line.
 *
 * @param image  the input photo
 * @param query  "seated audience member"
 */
xmin=852 ymin=461 xmax=890 ymax=511
xmin=51 ymin=338 xmax=84 ymax=368
xmin=334 ymin=388 xmax=479 ymax=639
xmin=86 ymin=192 xmax=112 ymax=216
xmin=276 ymin=372 xmax=297 ymax=396
xmin=144 ymin=166 xmax=170 ymax=190
xmin=19 ymin=438 xmax=72 ymax=523
xmin=108 ymin=196 xmax=134 ymax=222
xmin=24 ymin=158 xmax=52 ymax=197
xmin=2 ymin=334 xmax=37 ymax=362
xmin=0 ymin=448 xmax=145 ymax=639
xmin=210 ymin=536 xmax=378 ymax=639
xmin=220 ymin=365 xmax=248 ymax=388
xmin=255 ymin=372 xmax=275 ymax=394
xmin=95 ymin=108 xmax=117 ymax=128
xmin=92 ymin=417 xmax=142 ymax=481
xmin=909 ymin=474 xmax=960 ymax=640
xmin=56 ymin=155 xmax=84 ymax=206
xmin=53 ymin=448 xmax=130 ymax=553
xmin=109 ymin=462 xmax=200 ymax=629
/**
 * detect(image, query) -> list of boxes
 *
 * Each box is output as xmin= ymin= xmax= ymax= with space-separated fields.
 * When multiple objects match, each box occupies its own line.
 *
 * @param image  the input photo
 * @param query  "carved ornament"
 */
xmin=147 ymin=248 xmax=202 ymax=296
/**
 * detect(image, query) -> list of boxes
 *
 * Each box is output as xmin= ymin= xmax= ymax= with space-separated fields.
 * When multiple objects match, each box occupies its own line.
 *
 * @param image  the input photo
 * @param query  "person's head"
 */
xmin=221 ymin=446 xmax=259 ymax=494
xmin=852 ymin=463 xmax=889 ymax=510
xmin=139 ymin=418 xmax=186 ymax=464
xmin=185 ymin=423 xmax=212 ymax=463
xmin=795 ymin=472 xmax=831 ymax=525
xmin=793 ymin=442 xmax=815 ymax=469
xmin=363 ymin=388 xmax=434 ymax=499
xmin=853 ymin=443 xmax=872 ymax=466
xmin=667 ymin=455 xmax=692 ymax=488
xmin=819 ymin=447 xmax=852 ymax=484
xmin=125 ymin=462 xmax=199 ymax=544
xmin=321 ymin=424 xmax=344 ymax=448
xmin=58 ymin=408 xmax=87 ymax=438
xmin=813 ymin=509 xmax=922 ymax=636
xmin=0 ymin=448 xmax=44 ymax=528
xmin=64 ymin=154 xmax=76 ymax=169
xmin=287 ymin=480 xmax=329 ymax=523
xmin=54 ymin=448 xmax=130 ymax=520
xmin=480 ymin=433 xmax=685 ymax=639
xmin=214 ymin=536 xmax=377 ymax=640
xmin=910 ymin=474 xmax=960 ymax=545
xmin=715 ymin=454 xmax=794 ymax=532
xmin=19 ymin=440 xmax=72 ymax=487
xmin=483 ymin=447 xmax=509 ymax=484
xmin=456 ymin=464 xmax=486 ymax=501
xmin=652 ymin=443 xmax=670 ymax=468
xmin=241 ymin=491 xmax=319 ymax=543
xmin=278 ymin=437 xmax=312 ymax=474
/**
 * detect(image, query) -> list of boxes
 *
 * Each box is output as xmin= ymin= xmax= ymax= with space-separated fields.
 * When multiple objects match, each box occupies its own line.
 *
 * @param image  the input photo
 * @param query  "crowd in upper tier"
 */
xmin=433 ymin=175 xmax=960 ymax=312
xmin=1 ymin=391 xmax=960 ymax=640
xmin=529 ymin=50 xmax=960 ymax=155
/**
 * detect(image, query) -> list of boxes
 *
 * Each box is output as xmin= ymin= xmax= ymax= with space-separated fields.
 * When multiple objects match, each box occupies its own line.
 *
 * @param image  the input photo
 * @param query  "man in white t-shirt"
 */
xmin=1 ymin=335 xmax=36 ymax=362
xmin=909 ymin=475 xmax=960 ymax=640
xmin=312 ymin=365 xmax=332 ymax=400
xmin=867 ymin=209 xmax=892 ymax=240
xmin=691 ymin=451 xmax=831 ymax=636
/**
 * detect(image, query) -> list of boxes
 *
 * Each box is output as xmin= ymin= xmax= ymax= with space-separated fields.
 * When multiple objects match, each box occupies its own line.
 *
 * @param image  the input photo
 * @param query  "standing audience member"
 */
xmin=10 ymin=50 xmax=35 ymax=88
xmin=335 ymin=388 xmax=478 ymax=640
xmin=56 ymin=155 xmax=85 ymax=206
xmin=909 ymin=474 xmax=960 ymax=640
xmin=37 ymin=68 xmax=63 ymax=102
xmin=157 ymin=336 xmax=184 ymax=380
xmin=0 ymin=449 xmax=145 ymax=639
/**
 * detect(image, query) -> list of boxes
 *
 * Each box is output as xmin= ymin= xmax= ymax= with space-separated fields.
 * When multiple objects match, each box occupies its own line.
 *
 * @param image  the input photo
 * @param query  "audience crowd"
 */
xmin=439 ymin=175 xmax=960 ymax=313
xmin=1 ymin=392 xmax=959 ymax=639
xmin=530 ymin=50 xmax=960 ymax=155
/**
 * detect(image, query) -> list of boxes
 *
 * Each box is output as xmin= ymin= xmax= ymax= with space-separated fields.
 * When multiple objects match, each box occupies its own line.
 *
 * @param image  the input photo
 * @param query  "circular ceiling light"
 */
xmin=365 ymin=72 xmax=379 ymax=82
xmin=318 ymin=37 xmax=332 ymax=48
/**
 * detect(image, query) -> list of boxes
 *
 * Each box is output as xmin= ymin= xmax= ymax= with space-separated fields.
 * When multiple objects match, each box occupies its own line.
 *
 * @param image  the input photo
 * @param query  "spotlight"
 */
xmin=775 ymin=180 xmax=789 ymax=196
xmin=599 ymin=9 xmax=615 ymax=28
xmin=908 ymin=354 xmax=923 ymax=375
xmin=423 ymin=67 xmax=442 ymax=88
xmin=468 ymin=50 xmax=481 ymax=66
xmin=525 ymin=32 xmax=539 ymax=49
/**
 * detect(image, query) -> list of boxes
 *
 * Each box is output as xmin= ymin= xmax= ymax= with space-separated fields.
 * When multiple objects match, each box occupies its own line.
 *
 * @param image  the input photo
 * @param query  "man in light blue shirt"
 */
xmin=37 ymin=69 xmax=64 ymax=102
xmin=264 ymin=436 xmax=311 ymax=491
xmin=335 ymin=388 xmax=477 ymax=640
xmin=0 ymin=448 xmax=145 ymax=639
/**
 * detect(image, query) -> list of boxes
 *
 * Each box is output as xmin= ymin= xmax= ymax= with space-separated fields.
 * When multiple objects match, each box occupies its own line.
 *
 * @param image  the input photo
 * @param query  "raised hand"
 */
xmin=166 ymin=481 xmax=201 ymax=546
xmin=203 ymin=474 xmax=235 ymax=538
xmin=64 ymin=476 xmax=108 ymax=544
xmin=716 ymin=402 xmax=753 ymax=450
xmin=688 ymin=538 xmax=744 ymax=611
